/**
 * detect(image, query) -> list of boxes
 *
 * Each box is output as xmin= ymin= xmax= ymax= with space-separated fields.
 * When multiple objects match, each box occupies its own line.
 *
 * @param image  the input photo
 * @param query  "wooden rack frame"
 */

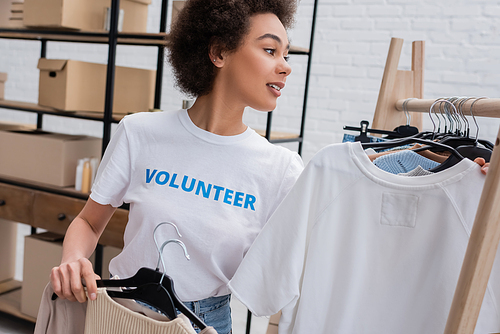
xmin=372 ymin=37 xmax=424 ymax=132
xmin=373 ymin=38 xmax=500 ymax=334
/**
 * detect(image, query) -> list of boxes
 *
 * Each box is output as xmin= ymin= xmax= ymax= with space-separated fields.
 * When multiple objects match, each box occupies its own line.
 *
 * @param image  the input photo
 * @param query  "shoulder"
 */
xmin=244 ymin=130 xmax=304 ymax=180
xmin=249 ymin=130 xmax=303 ymax=161
xmin=117 ymin=110 xmax=182 ymax=137
xmin=121 ymin=110 xmax=180 ymax=126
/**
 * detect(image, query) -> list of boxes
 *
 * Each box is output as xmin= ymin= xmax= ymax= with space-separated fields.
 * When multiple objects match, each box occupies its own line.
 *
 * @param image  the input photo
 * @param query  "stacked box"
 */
xmin=0 ymin=129 xmax=102 ymax=187
xmin=37 ymin=58 xmax=156 ymax=114
xmin=23 ymin=0 xmax=151 ymax=32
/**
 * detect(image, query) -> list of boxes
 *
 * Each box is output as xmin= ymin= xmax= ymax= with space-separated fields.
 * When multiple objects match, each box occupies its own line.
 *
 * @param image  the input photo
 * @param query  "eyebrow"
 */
xmin=257 ymin=33 xmax=290 ymax=50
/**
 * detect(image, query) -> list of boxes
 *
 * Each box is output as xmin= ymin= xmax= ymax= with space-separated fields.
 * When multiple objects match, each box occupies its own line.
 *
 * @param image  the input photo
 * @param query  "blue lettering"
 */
xmin=181 ymin=175 xmax=196 ymax=192
xmin=213 ymin=185 xmax=224 ymax=201
xmin=155 ymin=171 xmax=169 ymax=185
xmin=169 ymin=173 xmax=180 ymax=188
xmin=146 ymin=169 xmax=157 ymax=183
xmin=233 ymin=192 xmax=244 ymax=207
xmin=244 ymin=194 xmax=256 ymax=211
xmin=195 ymin=181 xmax=212 ymax=198
xmin=145 ymin=169 xmax=257 ymax=212
xmin=223 ymin=189 xmax=234 ymax=205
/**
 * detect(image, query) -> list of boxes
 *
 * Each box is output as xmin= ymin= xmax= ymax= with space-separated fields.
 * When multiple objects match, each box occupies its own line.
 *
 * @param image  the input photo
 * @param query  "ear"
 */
xmin=208 ymin=38 xmax=225 ymax=68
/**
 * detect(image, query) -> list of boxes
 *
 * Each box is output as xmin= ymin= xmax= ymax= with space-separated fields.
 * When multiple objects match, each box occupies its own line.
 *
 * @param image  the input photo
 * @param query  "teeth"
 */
xmin=267 ymin=84 xmax=281 ymax=91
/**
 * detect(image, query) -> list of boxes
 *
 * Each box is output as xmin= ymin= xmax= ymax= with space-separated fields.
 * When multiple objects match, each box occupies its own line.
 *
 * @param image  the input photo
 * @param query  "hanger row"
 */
xmin=395 ymin=97 xmax=500 ymax=118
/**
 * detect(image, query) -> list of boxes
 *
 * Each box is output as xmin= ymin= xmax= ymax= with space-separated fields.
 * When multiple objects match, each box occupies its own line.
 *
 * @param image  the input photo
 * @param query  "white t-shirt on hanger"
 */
xmin=90 ymin=109 xmax=303 ymax=302
xmin=229 ymin=142 xmax=499 ymax=334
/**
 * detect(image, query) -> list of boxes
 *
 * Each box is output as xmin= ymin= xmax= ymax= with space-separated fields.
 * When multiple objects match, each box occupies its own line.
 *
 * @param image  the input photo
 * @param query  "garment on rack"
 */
xmin=372 ymin=149 xmax=439 ymax=174
xmin=85 ymin=289 xmax=217 ymax=334
xmin=342 ymin=133 xmax=387 ymax=143
xmin=398 ymin=165 xmax=434 ymax=176
xmin=228 ymin=142 xmax=500 ymax=334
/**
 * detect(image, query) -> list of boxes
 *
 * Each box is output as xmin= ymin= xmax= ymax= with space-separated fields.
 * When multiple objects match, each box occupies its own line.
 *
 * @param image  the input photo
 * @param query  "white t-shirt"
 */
xmin=90 ymin=110 xmax=303 ymax=301
xmin=229 ymin=142 xmax=500 ymax=334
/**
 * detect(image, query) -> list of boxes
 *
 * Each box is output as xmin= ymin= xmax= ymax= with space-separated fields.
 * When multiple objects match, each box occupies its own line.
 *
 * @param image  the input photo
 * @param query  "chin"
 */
xmin=254 ymin=103 xmax=277 ymax=112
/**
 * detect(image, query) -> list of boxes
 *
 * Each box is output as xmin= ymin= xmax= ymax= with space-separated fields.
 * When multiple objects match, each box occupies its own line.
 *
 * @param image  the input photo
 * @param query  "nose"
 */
xmin=278 ymin=58 xmax=292 ymax=77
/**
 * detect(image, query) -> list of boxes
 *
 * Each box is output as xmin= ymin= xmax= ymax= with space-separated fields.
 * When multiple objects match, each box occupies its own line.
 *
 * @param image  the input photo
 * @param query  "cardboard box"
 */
xmin=0 ymin=219 xmax=17 ymax=283
xmin=0 ymin=129 xmax=101 ymax=187
xmin=0 ymin=0 xmax=10 ymax=27
xmin=21 ymin=232 xmax=118 ymax=318
xmin=0 ymin=72 xmax=7 ymax=100
xmin=21 ymin=232 xmax=65 ymax=318
xmin=23 ymin=0 xmax=150 ymax=32
xmin=37 ymin=58 xmax=156 ymax=114
xmin=102 ymin=245 xmax=122 ymax=279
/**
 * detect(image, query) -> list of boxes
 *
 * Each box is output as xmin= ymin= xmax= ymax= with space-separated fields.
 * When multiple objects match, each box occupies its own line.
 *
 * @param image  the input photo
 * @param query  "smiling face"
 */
xmin=213 ymin=13 xmax=292 ymax=112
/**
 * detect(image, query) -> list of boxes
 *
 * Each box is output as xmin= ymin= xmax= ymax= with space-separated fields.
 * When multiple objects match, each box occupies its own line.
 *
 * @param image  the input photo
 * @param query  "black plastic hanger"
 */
xmin=98 ymin=278 xmax=177 ymax=319
xmin=362 ymin=137 xmax=465 ymax=162
xmin=97 ymin=267 xmax=207 ymax=329
xmin=343 ymin=120 xmax=416 ymax=142
xmin=98 ymin=224 xmax=207 ymax=329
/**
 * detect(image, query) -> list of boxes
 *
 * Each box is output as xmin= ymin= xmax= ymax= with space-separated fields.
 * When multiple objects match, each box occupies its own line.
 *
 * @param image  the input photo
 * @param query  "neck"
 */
xmin=187 ymin=94 xmax=247 ymax=136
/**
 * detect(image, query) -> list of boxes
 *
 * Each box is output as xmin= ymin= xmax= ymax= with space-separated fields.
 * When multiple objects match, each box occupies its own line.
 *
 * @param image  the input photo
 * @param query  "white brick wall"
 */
xmin=1 ymin=0 xmax=500 ymax=163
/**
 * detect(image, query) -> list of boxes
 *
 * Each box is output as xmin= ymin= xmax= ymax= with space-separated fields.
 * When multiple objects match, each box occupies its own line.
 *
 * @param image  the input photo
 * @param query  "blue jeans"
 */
xmin=183 ymin=294 xmax=232 ymax=334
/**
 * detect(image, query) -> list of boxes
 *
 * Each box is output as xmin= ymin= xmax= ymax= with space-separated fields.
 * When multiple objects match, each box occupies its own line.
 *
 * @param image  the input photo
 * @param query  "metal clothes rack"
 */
xmin=373 ymin=38 xmax=500 ymax=334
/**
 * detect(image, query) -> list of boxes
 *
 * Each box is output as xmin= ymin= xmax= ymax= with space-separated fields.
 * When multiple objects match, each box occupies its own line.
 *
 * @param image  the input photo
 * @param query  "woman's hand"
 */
xmin=49 ymin=198 xmax=116 ymax=302
xmin=474 ymin=157 xmax=490 ymax=175
xmin=50 ymin=258 xmax=100 ymax=303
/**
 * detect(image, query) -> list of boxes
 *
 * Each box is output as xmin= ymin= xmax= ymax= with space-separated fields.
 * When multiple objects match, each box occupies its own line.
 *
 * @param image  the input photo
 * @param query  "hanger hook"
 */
xmin=428 ymin=99 xmax=439 ymax=135
xmin=434 ymin=97 xmax=447 ymax=133
xmin=155 ymin=238 xmax=190 ymax=285
xmin=153 ymin=222 xmax=182 ymax=240
xmin=447 ymin=97 xmax=460 ymax=134
xmin=429 ymin=99 xmax=459 ymax=138
xmin=458 ymin=97 xmax=474 ymax=137
xmin=403 ymin=98 xmax=416 ymax=126
xmin=152 ymin=222 xmax=188 ymax=284
xmin=451 ymin=97 xmax=463 ymax=135
xmin=429 ymin=98 xmax=447 ymax=136
xmin=470 ymin=96 xmax=487 ymax=143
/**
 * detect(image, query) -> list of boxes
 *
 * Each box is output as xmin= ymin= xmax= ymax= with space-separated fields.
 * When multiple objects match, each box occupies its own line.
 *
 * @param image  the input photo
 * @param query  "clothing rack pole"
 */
xmin=443 ymin=126 xmax=500 ymax=333
xmin=395 ymin=98 xmax=500 ymax=117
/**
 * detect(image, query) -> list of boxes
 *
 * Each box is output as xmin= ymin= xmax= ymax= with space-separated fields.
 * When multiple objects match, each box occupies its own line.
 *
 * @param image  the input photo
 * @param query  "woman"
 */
xmin=50 ymin=0 xmax=303 ymax=333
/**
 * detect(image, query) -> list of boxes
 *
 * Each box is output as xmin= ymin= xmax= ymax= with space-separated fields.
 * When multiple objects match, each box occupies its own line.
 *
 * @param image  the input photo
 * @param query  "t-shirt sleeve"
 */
xmin=281 ymin=153 xmax=304 ymax=195
xmin=228 ymin=160 xmax=316 ymax=317
xmin=265 ymin=152 xmax=304 ymax=222
xmin=90 ymin=119 xmax=132 ymax=208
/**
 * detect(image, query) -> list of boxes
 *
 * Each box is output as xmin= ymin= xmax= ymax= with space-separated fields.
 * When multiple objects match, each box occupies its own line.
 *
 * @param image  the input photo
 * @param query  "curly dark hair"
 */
xmin=167 ymin=0 xmax=298 ymax=97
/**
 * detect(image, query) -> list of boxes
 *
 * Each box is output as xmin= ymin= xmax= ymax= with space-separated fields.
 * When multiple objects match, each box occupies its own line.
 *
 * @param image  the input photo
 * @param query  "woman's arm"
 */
xmin=50 ymin=198 xmax=116 ymax=303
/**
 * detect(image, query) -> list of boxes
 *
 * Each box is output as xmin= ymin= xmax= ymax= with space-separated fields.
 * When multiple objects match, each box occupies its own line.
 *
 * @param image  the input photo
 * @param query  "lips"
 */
xmin=267 ymin=83 xmax=282 ymax=91
xmin=266 ymin=81 xmax=285 ymax=99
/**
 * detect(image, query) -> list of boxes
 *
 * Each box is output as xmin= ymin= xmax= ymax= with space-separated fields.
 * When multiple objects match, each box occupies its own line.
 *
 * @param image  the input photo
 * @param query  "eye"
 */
xmin=284 ymin=55 xmax=290 ymax=62
xmin=265 ymin=48 xmax=275 ymax=56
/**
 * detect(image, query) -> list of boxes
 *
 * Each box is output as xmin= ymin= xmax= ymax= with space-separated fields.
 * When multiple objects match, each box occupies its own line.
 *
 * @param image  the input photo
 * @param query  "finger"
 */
xmin=481 ymin=165 xmax=489 ymax=175
xmin=50 ymin=267 xmax=64 ymax=299
xmin=80 ymin=259 xmax=98 ymax=301
xmin=474 ymin=157 xmax=486 ymax=166
xmin=59 ymin=265 xmax=77 ymax=302
xmin=68 ymin=262 xmax=87 ymax=303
